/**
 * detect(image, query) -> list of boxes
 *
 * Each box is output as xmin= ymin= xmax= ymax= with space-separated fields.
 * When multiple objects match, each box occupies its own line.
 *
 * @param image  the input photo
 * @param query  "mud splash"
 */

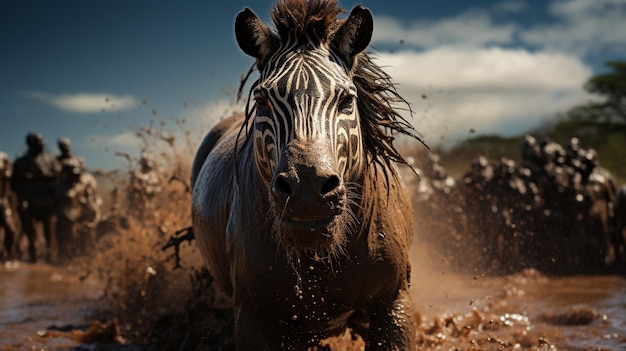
xmin=1 ymin=125 xmax=625 ymax=350
xmin=410 ymin=267 xmax=626 ymax=350
xmin=4 ymin=264 xmax=624 ymax=350
xmin=2 ymin=245 xmax=625 ymax=350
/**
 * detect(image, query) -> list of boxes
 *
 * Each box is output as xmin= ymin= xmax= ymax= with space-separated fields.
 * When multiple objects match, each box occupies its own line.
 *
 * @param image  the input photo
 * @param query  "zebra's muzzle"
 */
xmin=269 ymin=139 xmax=350 ymax=250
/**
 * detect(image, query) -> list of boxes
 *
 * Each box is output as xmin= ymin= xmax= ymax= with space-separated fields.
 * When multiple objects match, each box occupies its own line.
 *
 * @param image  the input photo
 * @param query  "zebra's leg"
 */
xmin=365 ymin=288 xmax=417 ymax=351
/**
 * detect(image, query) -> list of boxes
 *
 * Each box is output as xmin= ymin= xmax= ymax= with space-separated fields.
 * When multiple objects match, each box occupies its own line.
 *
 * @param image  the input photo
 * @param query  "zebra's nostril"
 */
xmin=274 ymin=174 xmax=292 ymax=196
xmin=320 ymin=175 xmax=341 ymax=196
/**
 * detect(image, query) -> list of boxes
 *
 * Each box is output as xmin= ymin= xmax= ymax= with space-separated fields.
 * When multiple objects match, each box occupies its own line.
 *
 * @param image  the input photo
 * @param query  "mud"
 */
xmin=0 ymin=262 xmax=104 ymax=350
xmin=1 ymin=126 xmax=625 ymax=350
xmin=1 ymin=262 xmax=625 ymax=350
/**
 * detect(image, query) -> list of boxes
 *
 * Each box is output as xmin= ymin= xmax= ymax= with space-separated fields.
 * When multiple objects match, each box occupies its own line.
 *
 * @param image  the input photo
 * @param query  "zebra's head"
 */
xmin=235 ymin=0 xmax=373 ymax=257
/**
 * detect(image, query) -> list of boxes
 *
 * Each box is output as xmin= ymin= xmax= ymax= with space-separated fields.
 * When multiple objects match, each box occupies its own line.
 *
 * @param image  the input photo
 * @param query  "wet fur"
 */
xmin=192 ymin=130 xmax=416 ymax=348
xmin=268 ymin=181 xmax=360 ymax=269
xmin=192 ymin=1 xmax=421 ymax=349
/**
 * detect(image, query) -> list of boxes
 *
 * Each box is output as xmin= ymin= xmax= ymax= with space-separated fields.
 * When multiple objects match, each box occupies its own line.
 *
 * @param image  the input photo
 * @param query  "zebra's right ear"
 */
xmin=235 ymin=8 xmax=279 ymax=68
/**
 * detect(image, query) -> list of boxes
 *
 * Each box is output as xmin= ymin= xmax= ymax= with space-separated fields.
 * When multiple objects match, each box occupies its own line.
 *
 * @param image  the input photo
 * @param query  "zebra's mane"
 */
xmin=271 ymin=0 xmax=343 ymax=43
xmin=352 ymin=53 xmax=426 ymax=178
xmin=239 ymin=0 xmax=427 ymax=180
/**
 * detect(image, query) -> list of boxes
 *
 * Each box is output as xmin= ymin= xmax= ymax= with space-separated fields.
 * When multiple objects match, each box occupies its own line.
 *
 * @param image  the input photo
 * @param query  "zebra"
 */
xmin=192 ymin=0 xmax=424 ymax=349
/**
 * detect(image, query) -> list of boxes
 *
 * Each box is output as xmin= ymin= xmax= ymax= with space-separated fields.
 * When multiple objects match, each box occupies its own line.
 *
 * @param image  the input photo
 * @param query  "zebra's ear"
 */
xmin=332 ymin=5 xmax=373 ymax=64
xmin=235 ymin=8 xmax=279 ymax=68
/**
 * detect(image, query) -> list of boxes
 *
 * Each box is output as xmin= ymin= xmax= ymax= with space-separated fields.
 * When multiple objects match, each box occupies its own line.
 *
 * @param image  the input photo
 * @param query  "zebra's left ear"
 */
xmin=235 ymin=8 xmax=279 ymax=68
xmin=332 ymin=5 xmax=373 ymax=64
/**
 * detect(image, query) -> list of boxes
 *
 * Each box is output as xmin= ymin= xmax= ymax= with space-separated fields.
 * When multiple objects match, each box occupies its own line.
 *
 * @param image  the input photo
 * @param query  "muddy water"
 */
xmin=0 ymin=261 xmax=103 ymax=351
xmin=411 ymin=269 xmax=626 ymax=350
xmin=1 ymin=260 xmax=625 ymax=350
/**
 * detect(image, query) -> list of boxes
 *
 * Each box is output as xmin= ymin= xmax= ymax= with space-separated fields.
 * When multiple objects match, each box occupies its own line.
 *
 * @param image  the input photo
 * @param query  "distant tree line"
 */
xmin=570 ymin=61 xmax=626 ymax=124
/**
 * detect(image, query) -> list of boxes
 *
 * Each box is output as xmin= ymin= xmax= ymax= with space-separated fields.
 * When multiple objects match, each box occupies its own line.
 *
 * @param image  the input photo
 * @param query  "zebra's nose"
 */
xmin=273 ymin=172 xmax=293 ymax=196
xmin=273 ymin=171 xmax=342 ymax=199
xmin=270 ymin=139 xmax=346 ymax=220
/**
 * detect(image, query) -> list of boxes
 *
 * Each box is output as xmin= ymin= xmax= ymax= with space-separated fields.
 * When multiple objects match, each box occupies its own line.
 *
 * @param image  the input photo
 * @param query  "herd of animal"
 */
xmin=0 ymin=133 xmax=101 ymax=263
xmin=0 ymin=134 xmax=162 ymax=264
xmin=408 ymin=135 xmax=626 ymax=276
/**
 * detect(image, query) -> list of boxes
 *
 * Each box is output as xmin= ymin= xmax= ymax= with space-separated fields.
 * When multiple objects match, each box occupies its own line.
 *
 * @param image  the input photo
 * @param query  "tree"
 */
xmin=570 ymin=61 xmax=626 ymax=123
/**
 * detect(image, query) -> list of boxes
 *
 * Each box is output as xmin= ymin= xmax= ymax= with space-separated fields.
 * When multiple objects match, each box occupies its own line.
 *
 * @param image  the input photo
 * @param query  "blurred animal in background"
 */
xmin=409 ymin=134 xmax=622 ymax=275
xmin=192 ymin=0 xmax=423 ymax=349
xmin=576 ymin=148 xmax=619 ymax=271
xmin=128 ymin=152 xmax=162 ymax=216
xmin=55 ymin=157 xmax=102 ymax=261
xmin=0 ymin=151 xmax=18 ymax=261
xmin=11 ymin=132 xmax=61 ymax=262
xmin=614 ymin=185 xmax=626 ymax=270
xmin=57 ymin=136 xmax=86 ymax=169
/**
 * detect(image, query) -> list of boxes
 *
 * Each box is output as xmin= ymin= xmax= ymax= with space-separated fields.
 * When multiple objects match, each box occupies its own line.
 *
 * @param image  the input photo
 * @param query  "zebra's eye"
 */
xmin=255 ymin=96 xmax=271 ymax=114
xmin=338 ymin=95 xmax=355 ymax=115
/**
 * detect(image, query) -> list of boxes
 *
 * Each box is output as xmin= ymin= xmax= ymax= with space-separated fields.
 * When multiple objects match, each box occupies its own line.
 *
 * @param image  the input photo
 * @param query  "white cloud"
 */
xmin=380 ymin=47 xmax=589 ymax=91
xmin=373 ymin=12 xmax=516 ymax=48
xmin=21 ymin=91 xmax=139 ymax=113
xmin=85 ymin=98 xmax=245 ymax=167
xmin=183 ymin=98 xmax=245 ymax=134
xmin=92 ymin=130 xmax=145 ymax=149
xmin=375 ymin=48 xmax=592 ymax=146
xmin=372 ymin=0 xmax=626 ymax=56
xmin=366 ymin=0 xmax=623 ymax=147
xmin=521 ymin=0 xmax=626 ymax=55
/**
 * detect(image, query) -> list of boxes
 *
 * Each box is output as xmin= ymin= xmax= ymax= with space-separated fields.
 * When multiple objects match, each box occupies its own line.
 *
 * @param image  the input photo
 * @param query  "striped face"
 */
xmin=235 ymin=4 xmax=374 ymax=252
xmin=252 ymin=43 xmax=363 ymax=186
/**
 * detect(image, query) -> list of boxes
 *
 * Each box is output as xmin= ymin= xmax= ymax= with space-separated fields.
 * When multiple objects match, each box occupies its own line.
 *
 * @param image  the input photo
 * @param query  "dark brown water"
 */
xmin=411 ymin=269 xmax=626 ymax=350
xmin=1 ymin=259 xmax=624 ymax=350
xmin=0 ymin=261 xmax=103 ymax=351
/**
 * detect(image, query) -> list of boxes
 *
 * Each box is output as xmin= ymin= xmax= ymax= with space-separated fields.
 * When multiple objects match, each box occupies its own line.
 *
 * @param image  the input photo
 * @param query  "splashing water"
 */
xmin=1 ymin=124 xmax=625 ymax=350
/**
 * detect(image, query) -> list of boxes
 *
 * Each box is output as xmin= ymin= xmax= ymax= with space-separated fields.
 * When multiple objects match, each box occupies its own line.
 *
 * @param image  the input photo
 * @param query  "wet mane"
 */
xmin=353 ymin=53 xmax=426 ymax=178
xmin=271 ymin=0 xmax=344 ymax=43
xmin=239 ymin=0 xmax=426 ymax=180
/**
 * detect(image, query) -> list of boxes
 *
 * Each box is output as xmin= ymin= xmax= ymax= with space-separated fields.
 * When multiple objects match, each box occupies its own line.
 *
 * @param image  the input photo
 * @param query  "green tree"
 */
xmin=570 ymin=60 xmax=626 ymax=123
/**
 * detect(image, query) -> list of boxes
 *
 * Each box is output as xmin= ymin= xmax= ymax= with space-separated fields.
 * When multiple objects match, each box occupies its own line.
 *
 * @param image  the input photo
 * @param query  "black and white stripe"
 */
xmin=252 ymin=40 xmax=363 ymax=185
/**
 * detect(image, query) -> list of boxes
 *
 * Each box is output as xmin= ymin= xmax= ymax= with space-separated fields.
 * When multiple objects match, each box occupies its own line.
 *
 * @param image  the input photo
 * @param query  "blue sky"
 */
xmin=1 ymin=0 xmax=625 ymax=171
